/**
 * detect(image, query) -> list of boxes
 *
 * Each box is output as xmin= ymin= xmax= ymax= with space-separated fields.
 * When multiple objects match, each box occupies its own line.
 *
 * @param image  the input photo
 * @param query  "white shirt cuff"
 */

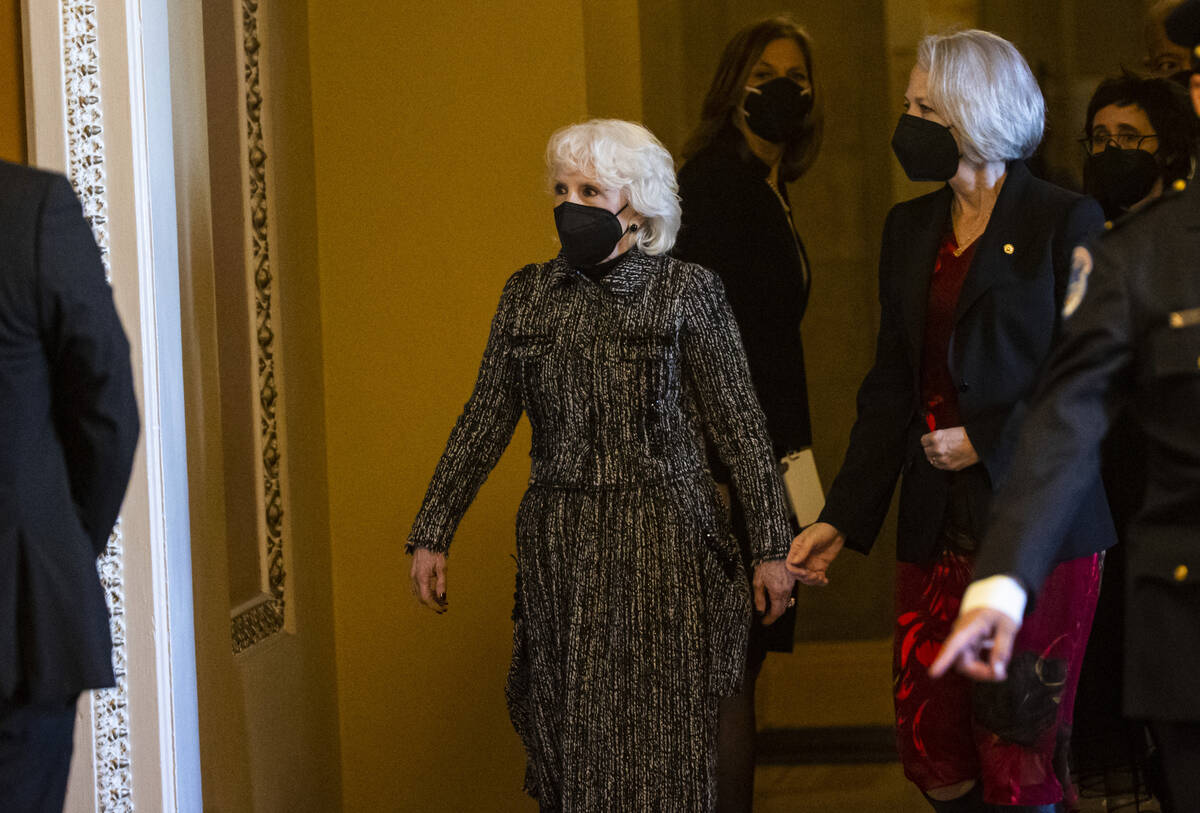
xmin=960 ymin=575 xmax=1027 ymax=625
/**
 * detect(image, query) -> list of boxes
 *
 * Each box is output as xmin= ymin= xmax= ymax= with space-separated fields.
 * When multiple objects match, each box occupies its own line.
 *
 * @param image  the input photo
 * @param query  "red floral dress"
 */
xmin=892 ymin=229 xmax=1102 ymax=807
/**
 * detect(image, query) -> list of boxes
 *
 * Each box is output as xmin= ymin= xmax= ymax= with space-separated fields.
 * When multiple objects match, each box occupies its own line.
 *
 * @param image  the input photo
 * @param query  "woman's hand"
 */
xmin=921 ymin=427 xmax=979 ymax=471
xmin=410 ymin=548 xmax=449 ymax=613
xmin=753 ymin=560 xmax=797 ymax=626
xmin=786 ymin=522 xmax=845 ymax=586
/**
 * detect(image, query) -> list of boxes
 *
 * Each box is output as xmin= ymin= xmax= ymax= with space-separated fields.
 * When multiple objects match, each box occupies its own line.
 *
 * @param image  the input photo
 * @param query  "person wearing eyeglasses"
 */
xmin=1072 ymin=70 xmax=1199 ymax=802
xmin=1082 ymin=72 xmax=1199 ymax=221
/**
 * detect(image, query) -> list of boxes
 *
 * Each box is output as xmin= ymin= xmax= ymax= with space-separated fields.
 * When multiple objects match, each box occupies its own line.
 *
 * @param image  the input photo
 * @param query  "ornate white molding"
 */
xmin=231 ymin=0 xmax=289 ymax=654
xmin=60 ymin=0 xmax=135 ymax=808
xmin=93 ymin=529 xmax=133 ymax=813
xmin=61 ymin=2 xmax=111 ymax=274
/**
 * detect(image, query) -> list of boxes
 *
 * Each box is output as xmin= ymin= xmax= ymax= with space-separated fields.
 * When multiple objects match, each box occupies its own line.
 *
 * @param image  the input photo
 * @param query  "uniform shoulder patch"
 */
xmin=1063 ymin=245 xmax=1093 ymax=319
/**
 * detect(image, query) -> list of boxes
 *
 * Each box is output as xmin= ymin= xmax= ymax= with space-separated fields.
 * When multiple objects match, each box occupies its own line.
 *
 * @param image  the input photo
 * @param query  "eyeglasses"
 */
xmin=1081 ymin=133 xmax=1159 ymax=153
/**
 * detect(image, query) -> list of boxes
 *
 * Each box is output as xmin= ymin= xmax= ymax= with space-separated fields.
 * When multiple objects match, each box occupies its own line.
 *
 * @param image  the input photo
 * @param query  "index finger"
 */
xmin=786 ymin=536 xmax=815 ymax=568
xmin=929 ymin=624 xmax=981 ymax=678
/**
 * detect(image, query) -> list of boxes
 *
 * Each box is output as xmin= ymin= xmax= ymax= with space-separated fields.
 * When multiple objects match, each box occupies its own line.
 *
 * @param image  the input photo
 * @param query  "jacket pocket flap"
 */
xmin=1149 ymin=319 xmax=1200 ymax=379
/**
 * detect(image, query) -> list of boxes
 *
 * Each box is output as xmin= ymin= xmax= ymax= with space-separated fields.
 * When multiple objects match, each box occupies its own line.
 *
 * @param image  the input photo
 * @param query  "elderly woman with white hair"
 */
xmin=787 ymin=31 xmax=1115 ymax=812
xmin=406 ymin=119 xmax=794 ymax=810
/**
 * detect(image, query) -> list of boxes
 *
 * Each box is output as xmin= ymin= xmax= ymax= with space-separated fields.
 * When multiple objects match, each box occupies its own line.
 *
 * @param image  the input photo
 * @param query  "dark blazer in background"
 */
xmin=819 ymin=160 xmax=1116 ymax=568
xmin=974 ymin=180 xmax=1200 ymax=719
xmin=0 ymin=160 xmax=140 ymax=705
xmin=674 ymin=123 xmax=813 ymax=456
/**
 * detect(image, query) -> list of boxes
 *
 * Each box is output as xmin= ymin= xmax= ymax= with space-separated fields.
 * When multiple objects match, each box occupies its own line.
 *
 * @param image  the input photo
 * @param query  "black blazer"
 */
xmin=974 ymin=180 xmax=1200 ymax=718
xmin=674 ymin=125 xmax=813 ymax=456
xmin=820 ymin=161 xmax=1116 ymax=566
xmin=0 ymin=161 xmax=139 ymax=704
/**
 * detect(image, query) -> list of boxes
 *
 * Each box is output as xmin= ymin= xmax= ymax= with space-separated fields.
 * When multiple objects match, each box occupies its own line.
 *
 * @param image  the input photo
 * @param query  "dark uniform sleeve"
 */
xmin=37 ymin=176 xmax=140 ymax=556
xmin=974 ymin=238 xmax=1134 ymax=598
xmin=817 ymin=207 xmax=913 ymax=554
xmin=407 ymin=274 xmax=525 ymax=555
xmin=679 ymin=266 xmax=792 ymax=566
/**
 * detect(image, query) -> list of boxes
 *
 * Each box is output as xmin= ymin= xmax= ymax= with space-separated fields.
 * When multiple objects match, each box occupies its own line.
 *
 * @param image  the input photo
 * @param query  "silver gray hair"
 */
xmin=917 ymin=30 xmax=1045 ymax=164
xmin=545 ymin=119 xmax=681 ymax=255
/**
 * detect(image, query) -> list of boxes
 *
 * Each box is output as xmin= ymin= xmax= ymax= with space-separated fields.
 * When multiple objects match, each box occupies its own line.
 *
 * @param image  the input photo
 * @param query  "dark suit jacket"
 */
xmin=0 ymin=160 xmax=139 ymax=704
xmin=820 ymin=161 xmax=1116 ymax=566
xmin=975 ymin=179 xmax=1200 ymax=719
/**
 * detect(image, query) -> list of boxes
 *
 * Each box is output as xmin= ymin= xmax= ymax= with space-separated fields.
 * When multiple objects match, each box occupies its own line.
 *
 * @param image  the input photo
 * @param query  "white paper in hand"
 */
xmin=780 ymin=448 xmax=824 ymax=526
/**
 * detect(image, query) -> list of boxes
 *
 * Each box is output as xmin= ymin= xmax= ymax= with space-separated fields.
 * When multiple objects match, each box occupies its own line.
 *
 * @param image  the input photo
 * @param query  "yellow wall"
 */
xmin=307 ymin=2 xmax=590 ymax=808
xmin=1 ymin=0 xmax=24 ymax=163
xmin=176 ymin=1 xmax=343 ymax=810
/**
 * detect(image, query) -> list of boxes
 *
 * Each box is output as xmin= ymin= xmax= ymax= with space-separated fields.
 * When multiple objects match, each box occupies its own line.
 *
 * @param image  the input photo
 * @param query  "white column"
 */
xmin=22 ymin=0 xmax=202 ymax=810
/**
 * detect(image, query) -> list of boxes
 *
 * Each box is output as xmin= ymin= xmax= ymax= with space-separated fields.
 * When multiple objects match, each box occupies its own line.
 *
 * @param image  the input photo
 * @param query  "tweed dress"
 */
xmin=408 ymin=249 xmax=792 ymax=810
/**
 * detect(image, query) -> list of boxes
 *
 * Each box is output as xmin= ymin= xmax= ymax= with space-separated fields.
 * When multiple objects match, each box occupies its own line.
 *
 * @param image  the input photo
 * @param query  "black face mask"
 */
xmin=743 ymin=77 xmax=814 ymax=143
xmin=891 ymin=114 xmax=960 ymax=182
xmin=1083 ymin=145 xmax=1160 ymax=219
xmin=554 ymin=201 xmax=631 ymax=267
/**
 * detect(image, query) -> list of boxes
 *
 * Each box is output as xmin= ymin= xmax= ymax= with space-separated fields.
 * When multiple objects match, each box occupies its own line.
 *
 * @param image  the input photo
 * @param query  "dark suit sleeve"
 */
xmin=974 ymin=236 xmax=1131 ymax=597
xmin=818 ymin=207 xmax=913 ymax=554
xmin=962 ymin=195 xmax=1105 ymax=485
xmin=36 ymin=176 xmax=140 ymax=555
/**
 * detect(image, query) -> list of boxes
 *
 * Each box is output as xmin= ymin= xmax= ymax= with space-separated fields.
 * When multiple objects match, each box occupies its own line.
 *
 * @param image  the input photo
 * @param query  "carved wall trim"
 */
xmin=231 ymin=0 xmax=289 ymax=654
xmin=60 ymin=0 xmax=135 ymax=808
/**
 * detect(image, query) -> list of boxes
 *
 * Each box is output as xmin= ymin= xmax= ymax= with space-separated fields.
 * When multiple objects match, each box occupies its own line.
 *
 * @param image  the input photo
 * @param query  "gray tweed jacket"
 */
xmin=407 ymin=249 xmax=791 ymax=808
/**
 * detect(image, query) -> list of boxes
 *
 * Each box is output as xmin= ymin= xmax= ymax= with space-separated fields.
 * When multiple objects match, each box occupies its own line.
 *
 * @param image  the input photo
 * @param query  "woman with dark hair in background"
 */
xmin=1083 ymin=72 xmax=1198 ymax=220
xmin=673 ymin=14 xmax=823 ymax=811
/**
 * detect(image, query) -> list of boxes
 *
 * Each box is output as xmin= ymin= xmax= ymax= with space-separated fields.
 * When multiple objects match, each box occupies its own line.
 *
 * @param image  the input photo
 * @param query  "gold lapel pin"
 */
xmin=1003 ymin=243 xmax=1014 ymax=255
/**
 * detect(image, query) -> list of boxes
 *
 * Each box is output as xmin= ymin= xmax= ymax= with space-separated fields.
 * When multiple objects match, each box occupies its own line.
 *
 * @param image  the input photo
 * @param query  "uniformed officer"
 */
xmin=931 ymin=4 xmax=1200 ymax=810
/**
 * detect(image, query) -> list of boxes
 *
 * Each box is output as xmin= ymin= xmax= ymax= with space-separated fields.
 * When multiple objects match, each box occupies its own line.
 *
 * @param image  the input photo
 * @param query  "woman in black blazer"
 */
xmin=673 ymin=15 xmax=822 ymax=810
xmin=787 ymin=30 xmax=1116 ymax=813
